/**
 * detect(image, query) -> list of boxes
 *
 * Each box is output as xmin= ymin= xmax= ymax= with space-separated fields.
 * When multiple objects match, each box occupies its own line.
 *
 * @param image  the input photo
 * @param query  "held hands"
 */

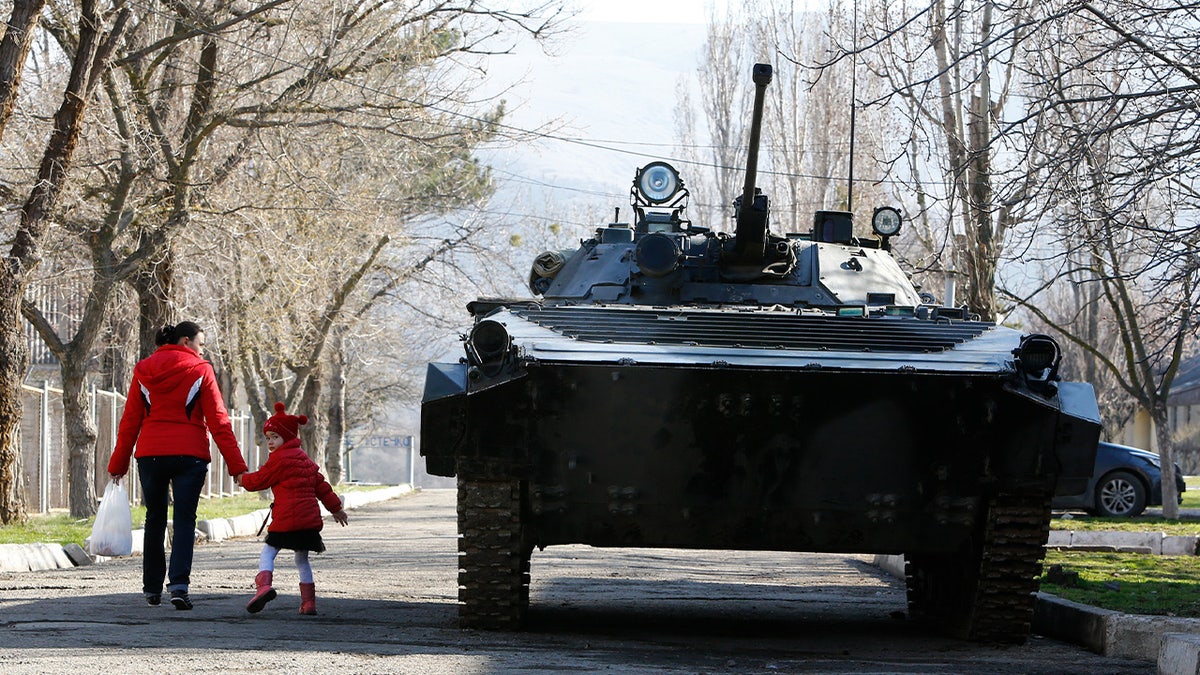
xmin=332 ymin=509 xmax=349 ymax=526
xmin=232 ymin=472 xmax=243 ymax=487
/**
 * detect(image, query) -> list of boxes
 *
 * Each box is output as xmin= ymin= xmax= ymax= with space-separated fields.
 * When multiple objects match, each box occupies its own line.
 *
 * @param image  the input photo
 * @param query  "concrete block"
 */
xmin=1162 ymin=536 xmax=1198 ymax=557
xmin=1159 ymin=632 xmax=1200 ymax=675
xmin=25 ymin=544 xmax=57 ymax=571
xmin=1106 ymin=613 xmax=1200 ymax=661
xmin=35 ymin=543 xmax=73 ymax=569
xmin=331 ymin=485 xmax=411 ymax=513
xmin=1071 ymin=530 xmax=1162 ymax=554
xmin=228 ymin=509 xmax=269 ymax=538
xmin=871 ymin=554 xmax=905 ymax=578
xmin=1046 ymin=530 xmax=1072 ymax=547
xmin=63 ymin=543 xmax=91 ymax=566
xmin=0 ymin=543 xmax=32 ymax=572
xmin=198 ymin=518 xmax=235 ymax=542
xmin=1034 ymin=592 xmax=1115 ymax=654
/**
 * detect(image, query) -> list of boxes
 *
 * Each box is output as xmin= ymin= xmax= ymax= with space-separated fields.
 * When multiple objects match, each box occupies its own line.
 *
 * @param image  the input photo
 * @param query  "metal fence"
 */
xmin=19 ymin=382 xmax=259 ymax=513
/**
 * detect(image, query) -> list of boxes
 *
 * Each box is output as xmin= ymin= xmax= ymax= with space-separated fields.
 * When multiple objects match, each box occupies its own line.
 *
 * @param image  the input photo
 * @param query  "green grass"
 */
xmin=1041 ymin=550 xmax=1200 ymax=618
xmin=1050 ymin=515 xmax=1200 ymax=534
xmin=0 ymin=483 xmax=394 ymax=548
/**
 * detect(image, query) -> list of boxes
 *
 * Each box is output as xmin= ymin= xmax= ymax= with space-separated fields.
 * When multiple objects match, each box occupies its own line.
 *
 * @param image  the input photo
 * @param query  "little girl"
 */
xmin=241 ymin=402 xmax=348 ymax=615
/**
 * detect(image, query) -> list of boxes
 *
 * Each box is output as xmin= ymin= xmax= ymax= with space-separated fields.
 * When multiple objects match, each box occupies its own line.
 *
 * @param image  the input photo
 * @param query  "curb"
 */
xmin=874 ymin=554 xmax=1200 ymax=671
xmin=0 ymin=485 xmax=413 ymax=571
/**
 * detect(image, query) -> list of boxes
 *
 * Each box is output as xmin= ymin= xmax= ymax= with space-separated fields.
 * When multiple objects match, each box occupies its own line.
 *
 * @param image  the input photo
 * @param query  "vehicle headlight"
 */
xmin=1013 ymin=334 xmax=1061 ymax=377
xmin=872 ymin=206 xmax=902 ymax=237
xmin=636 ymin=162 xmax=681 ymax=204
xmin=468 ymin=320 xmax=510 ymax=365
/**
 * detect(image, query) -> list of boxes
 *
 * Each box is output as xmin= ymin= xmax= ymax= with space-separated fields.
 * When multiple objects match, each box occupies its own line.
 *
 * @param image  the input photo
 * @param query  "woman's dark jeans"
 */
xmin=137 ymin=456 xmax=208 ymax=595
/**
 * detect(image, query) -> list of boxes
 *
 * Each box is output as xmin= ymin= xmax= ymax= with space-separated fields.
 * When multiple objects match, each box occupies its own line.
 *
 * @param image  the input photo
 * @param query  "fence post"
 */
xmin=40 ymin=381 xmax=50 ymax=514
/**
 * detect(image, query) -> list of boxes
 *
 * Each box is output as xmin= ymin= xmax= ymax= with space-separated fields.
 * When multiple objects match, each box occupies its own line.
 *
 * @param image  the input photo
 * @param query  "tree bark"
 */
xmin=131 ymin=252 xmax=174 ymax=359
xmin=1153 ymin=404 xmax=1180 ymax=520
xmin=61 ymin=357 xmax=98 ymax=517
xmin=0 ymin=281 xmax=29 ymax=524
xmin=0 ymin=0 xmax=47 ymax=141
xmin=325 ymin=327 xmax=346 ymax=485
xmin=298 ymin=366 xmax=326 ymax=471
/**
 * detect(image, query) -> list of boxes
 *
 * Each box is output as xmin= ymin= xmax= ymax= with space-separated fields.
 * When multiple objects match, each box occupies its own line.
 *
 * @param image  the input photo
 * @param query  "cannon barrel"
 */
xmin=734 ymin=63 xmax=773 ymax=261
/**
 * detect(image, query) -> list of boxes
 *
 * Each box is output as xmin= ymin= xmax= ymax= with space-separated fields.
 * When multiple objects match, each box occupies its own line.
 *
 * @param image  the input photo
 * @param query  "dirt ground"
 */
xmin=0 ymin=489 xmax=1155 ymax=674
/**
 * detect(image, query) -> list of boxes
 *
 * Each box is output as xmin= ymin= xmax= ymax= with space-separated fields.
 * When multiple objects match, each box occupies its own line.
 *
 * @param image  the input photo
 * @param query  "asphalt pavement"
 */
xmin=0 ymin=489 xmax=1165 ymax=674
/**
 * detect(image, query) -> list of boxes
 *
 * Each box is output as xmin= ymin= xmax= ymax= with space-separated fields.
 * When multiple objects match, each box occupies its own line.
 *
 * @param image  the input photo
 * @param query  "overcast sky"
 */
xmin=574 ymin=0 xmax=725 ymax=24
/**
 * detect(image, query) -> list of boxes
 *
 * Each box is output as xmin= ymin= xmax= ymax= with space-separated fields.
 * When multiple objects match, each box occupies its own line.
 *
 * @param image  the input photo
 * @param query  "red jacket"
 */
xmin=240 ymin=439 xmax=342 ymax=532
xmin=108 ymin=344 xmax=248 ymax=476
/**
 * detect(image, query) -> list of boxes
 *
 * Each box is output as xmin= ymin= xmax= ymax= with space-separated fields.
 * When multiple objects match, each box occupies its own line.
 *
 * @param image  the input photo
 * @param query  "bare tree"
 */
xmin=4 ymin=0 xmax=568 ymax=516
xmin=0 ymin=0 xmax=129 ymax=524
xmin=1000 ymin=2 xmax=1200 ymax=518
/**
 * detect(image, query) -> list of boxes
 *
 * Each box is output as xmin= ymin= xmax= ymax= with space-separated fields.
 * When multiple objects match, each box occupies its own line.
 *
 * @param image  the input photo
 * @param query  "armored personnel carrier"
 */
xmin=421 ymin=64 xmax=1101 ymax=643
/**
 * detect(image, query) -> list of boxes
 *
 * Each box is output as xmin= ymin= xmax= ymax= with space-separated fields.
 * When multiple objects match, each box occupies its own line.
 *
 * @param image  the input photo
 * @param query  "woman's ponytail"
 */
xmin=154 ymin=324 xmax=176 ymax=346
xmin=154 ymin=321 xmax=202 ymax=346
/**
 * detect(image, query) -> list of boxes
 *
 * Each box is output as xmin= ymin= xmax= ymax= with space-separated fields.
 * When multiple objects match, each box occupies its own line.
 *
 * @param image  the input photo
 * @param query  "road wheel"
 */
xmin=457 ymin=478 xmax=531 ymax=629
xmin=1094 ymin=471 xmax=1146 ymax=517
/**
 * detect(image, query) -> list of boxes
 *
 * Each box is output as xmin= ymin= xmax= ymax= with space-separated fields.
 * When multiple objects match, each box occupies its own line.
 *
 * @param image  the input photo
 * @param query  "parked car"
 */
xmin=1053 ymin=441 xmax=1186 ymax=517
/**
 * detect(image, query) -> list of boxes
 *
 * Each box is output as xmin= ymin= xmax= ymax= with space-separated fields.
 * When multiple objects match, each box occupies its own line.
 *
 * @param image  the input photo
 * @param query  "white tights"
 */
xmin=258 ymin=544 xmax=314 ymax=584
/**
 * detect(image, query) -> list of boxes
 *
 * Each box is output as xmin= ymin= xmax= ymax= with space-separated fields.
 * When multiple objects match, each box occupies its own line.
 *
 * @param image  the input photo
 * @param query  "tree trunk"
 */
xmin=131 ymin=253 xmax=174 ymax=359
xmin=298 ymin=367 xmax=326 ymax=470
xmin=0 ymin=281 xmax=29 ymax=524
xmin=1153 ymin=405 xmax=1180 ymax=520
xmin=102 ymin=315 xmax=134 ymax=392
xmin=325 ymin=328 xmax=346 ymax=485
xmin=61 ymin=357 xmax=98 ymax=517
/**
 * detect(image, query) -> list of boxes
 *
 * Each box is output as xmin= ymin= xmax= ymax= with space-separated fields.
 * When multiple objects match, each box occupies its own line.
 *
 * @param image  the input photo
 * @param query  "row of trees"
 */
xmin=0 ymin=0 xmax=570 ymax=523
xmin=679 ymin=0 xmax=1199 ymax=517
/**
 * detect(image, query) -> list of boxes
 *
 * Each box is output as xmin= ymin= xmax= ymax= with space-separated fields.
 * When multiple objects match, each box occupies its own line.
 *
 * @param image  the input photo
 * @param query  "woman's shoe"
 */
xmin=169 ymin=590 xmax=193 ymax=610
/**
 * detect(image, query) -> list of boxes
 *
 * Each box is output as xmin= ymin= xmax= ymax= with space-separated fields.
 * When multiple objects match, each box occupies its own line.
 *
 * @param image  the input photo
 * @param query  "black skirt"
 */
xmin=265 ymin=528 xmax=326 ymax=553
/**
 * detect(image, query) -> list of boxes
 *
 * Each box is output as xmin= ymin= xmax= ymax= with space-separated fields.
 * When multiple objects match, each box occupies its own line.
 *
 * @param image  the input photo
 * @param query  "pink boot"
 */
xmin=299 ymin=582 xmax=317 ymax=615
xmin=297 ymin=581 xmax=316 ymax=612
xmin=246 ymin=570 xmax=277 ymax=613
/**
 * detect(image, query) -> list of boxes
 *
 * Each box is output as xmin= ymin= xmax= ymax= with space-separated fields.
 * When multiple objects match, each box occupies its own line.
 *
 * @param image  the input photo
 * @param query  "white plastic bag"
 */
xmin=86 ymin=480 xmax=133 ymax=557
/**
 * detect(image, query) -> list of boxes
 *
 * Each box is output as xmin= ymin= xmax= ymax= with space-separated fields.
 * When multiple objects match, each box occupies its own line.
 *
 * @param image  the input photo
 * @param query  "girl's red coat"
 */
xmin=240 ymin=439 xmax=342 ymax=532
xmin=108 ymin=344 xmax=248 ymax=476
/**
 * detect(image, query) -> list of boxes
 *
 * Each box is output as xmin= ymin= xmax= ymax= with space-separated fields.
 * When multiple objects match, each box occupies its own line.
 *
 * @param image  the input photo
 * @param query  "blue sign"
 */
xmin=362 ymin=435 xmax=413 ymax=450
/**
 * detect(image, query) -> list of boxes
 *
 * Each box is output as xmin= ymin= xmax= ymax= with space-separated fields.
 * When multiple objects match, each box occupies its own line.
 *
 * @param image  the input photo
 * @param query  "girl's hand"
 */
xmin=333 ymin=509 xmax=348 ymax=526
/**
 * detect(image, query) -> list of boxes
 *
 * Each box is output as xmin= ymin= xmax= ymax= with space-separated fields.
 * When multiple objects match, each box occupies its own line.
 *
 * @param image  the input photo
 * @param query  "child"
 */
xmin=240 ymin=402 xmax=348 ymax=615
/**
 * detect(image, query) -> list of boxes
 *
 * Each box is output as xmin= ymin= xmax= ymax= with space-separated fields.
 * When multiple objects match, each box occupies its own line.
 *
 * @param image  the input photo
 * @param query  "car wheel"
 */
xmin=1095 ymin=470 xmax=1147 ymax=517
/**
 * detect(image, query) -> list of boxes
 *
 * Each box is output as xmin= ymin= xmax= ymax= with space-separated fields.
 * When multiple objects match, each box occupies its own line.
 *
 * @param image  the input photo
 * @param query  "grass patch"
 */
xmin=1050 ymin=516 xmax=1200 ymax=534
xmin=0 ymin=483 xmax=396 ymax=547
xmin=0 ymin=513 xmax=93 ymax=546
xmin=1183 ymin=476 xmax=1200 ymax=510
xmin=1042 ymin=550 xmax=1200 ymax=618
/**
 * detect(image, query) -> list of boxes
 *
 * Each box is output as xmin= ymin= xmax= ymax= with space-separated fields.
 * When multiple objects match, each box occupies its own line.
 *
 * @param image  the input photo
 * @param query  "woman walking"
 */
xmin=108 ymin=321 xmax=248 ymax=610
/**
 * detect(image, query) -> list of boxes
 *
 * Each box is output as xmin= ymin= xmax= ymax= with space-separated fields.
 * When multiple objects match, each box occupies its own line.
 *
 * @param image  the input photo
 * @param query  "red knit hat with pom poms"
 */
xmin=262 ymin=402 xmax=307 ymax=441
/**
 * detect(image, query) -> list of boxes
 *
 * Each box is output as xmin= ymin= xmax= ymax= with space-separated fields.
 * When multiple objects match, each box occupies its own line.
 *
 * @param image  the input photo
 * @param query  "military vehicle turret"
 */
xmin=421 ymin=63 xmax=1101 ymax=643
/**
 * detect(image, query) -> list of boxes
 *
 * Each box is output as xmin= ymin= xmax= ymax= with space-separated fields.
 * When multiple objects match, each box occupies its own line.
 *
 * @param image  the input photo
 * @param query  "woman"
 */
xmin=108 ymin=321 xmax=248 ymax=610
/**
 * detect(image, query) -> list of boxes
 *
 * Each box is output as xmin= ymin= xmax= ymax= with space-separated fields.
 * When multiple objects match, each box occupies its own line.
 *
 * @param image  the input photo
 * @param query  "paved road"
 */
xmin=1 ymin=489 xmax=1155 ymax=674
